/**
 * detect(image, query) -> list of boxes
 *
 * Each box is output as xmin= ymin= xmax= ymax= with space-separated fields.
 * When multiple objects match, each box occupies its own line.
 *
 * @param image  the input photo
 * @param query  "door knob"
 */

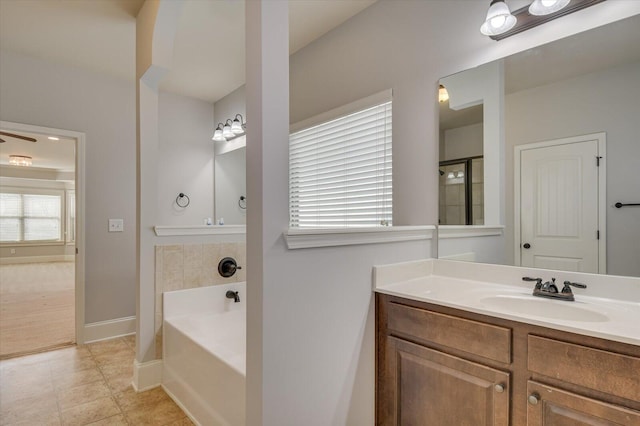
xmin=494 ymin=383 xmax=505 ymax=393
xmin=523 ymin=243 xmax=531 ymax=249
xmin=528 ymin=393 xmax=540 ymax=405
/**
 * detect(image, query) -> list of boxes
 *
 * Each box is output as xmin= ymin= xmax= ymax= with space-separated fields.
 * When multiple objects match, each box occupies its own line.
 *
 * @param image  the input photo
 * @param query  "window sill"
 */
xmin=0 ymin=241 xmax=65 ymax=247
xmin=154 ymin=225 xmax=246 ymax=237
xmin=437 ymin=225 xmax=504 ymax=239
xmin=284 ymin=226 xmax=435 ymax=250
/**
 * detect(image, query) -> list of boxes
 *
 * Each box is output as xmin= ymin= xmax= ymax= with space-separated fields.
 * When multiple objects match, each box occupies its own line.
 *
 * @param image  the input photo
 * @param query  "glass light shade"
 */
xmin=222 ymin=124 xmax=234 ymax=139
xmin=212 ymin=129 xmax=225 ymax=141
xmin=480 ymin=0 xmax=517 ymax=36
xmin=231 ymin=118 xmax=244 ymax=135
xmin=457 ymin=171 xmax=465 ymax=178
xmin=447 ymin=172 xmax=455 ymax=179
xmin=9 ymin=155 xmax=32 ymax=167
xmin=438 ymin=85 xmax=449 ymax=103
xmin=529 ymin=0 xmax=570 ymax=15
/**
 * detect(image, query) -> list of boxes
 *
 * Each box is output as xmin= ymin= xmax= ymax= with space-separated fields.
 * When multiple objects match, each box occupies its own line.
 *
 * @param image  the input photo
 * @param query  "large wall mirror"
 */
xmin=438 ymin=14 xmax=640 ymax=278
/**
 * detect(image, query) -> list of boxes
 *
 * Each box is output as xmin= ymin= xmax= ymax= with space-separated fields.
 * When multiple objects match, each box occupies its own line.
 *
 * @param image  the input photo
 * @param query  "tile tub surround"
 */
xmin=0 ymin=336 xmax=193 ymax=426
xmin=154 ymin=242 xmax=246 ymax=360
xmin=374 ymin=259 xmax=640 ymax=346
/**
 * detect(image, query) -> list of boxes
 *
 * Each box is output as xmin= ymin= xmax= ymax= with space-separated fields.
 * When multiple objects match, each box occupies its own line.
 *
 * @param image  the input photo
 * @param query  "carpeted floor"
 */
xmin=0 ymin=261 xmax=75 ymax=358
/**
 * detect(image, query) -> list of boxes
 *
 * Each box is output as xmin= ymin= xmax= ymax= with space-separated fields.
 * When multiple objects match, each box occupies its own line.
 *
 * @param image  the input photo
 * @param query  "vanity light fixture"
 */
xmin=457 ymin=171 xmax=465 ymax=178
xmin=438 ymin=85 xmax=449 ymax=103
xmin=212 ymin=114 xmax=247 ymax=142
xmin=9 ymin=155 xmax=32 ymax=167
xmin=447 ymin=171 xmax=455 ymax=179
xmin=480 ymin=0 xmax=517 ymax=36
xmin=529 ymin=0 xmax=570 ymax=15
xmin=482 ymin=0 xmax=606 ymax=41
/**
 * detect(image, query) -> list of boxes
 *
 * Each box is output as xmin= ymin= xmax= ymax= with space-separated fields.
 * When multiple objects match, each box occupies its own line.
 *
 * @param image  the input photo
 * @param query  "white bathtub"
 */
xmin=163 ymin=283 xmax=246 ymax=426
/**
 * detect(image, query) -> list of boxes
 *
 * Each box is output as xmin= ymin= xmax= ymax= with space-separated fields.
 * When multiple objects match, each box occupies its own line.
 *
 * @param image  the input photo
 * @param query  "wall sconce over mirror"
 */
xmin=212 ymin=114 xmax=246 ymax=142
xmin=481 ymin=0 xmax=606 ymax=41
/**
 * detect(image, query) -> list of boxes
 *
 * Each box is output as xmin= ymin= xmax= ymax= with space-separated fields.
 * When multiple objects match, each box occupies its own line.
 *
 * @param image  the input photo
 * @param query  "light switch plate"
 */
xmin=108 ymin=219 xmax=124 ymax=232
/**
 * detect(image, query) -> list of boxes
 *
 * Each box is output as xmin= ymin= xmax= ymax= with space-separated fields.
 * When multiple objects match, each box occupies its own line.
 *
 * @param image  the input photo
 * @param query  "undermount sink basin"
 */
xmin=479 ymin=295 xmax=609 ymax=323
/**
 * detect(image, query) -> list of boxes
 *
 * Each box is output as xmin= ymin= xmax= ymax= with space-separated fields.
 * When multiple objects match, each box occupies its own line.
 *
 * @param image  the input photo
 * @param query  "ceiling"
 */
xmin=0 ymin=130 xmax=76 ymax=172
xmin=0 ymin=0 xmax=376 ymax=103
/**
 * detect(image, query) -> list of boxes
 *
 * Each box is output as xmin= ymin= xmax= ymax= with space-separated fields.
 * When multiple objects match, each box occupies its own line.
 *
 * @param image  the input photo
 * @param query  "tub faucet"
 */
xmin=226 ymin=290 xmax=240 ymax=303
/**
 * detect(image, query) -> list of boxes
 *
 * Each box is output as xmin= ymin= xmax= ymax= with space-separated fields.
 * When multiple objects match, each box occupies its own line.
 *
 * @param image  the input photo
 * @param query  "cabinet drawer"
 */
xmin=387 ymin=302 xmax=511 ymax=363
xmin=528 ymin=335 xmax=640 ymax=402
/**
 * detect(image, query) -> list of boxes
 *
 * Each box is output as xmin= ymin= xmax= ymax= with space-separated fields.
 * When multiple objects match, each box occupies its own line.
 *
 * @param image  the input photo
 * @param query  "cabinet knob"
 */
xmin=494 ymin=383 xmax=505 ymax=393
xmin=528 ymin=393 xmax=540 ymax=405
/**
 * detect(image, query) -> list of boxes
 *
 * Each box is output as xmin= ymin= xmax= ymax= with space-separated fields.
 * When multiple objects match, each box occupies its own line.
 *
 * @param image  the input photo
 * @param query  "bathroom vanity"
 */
xmin=374 ymin=259 xmax=640 ymax=425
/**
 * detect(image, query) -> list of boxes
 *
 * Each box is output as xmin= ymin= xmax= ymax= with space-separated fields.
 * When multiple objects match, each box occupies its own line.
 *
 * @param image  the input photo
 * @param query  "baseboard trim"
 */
xmin=133 ymin=359 xmax=163 ymax=392
xmin=162 ymin=384 xmax=202 ymax=426
xmin=0 ymin=255 xmax=75 ymax=265
xmin=84 ymin=316 xmax=136 ymax=343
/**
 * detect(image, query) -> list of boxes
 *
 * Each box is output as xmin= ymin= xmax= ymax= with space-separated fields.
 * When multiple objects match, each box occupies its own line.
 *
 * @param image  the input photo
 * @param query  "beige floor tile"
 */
xmin=57 ymin=379 xmax=112 ymax=411
xmin=0 ymin=393 xmax=59 ymax=425
xmin=104 ymin=373 xmax=134 ymax=394
xmin=0 ymin=378 xmax=55 ymax=406
xmin=113 ymin=387 xmax=170 ymax=413
xmin=85 ymin=414 xmax=128 ymax=426
xmin=86 ymin=339 xmax=130 ymax=357
xmin=52 ymin=367 xmax=104 ymax=391
xmin=92 ymin=349 xmax=135 ymax=367
xmin=60 ymin=396 xmax=120 ymax=426
xmin=163 ymin=417 xmax=195 ymax=426
xmin=123 ymin=398 xmax=186 ymax=426
xmin=121 ymin=335 xmax=135 ymax=350
xmin=98 ymin=358 xmax=132 ymax=377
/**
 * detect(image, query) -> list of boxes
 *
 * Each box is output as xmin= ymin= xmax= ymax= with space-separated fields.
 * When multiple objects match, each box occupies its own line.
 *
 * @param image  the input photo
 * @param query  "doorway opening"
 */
xmin=0 ymin=122 xmax=85 ymax=358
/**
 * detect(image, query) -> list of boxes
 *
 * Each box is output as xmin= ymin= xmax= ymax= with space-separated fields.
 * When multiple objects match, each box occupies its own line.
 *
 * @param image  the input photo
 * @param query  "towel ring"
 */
xmin=238 ymin=195 xmax=246 ymax=210
xmin=176 ymin=193 xmax=190 ymax=208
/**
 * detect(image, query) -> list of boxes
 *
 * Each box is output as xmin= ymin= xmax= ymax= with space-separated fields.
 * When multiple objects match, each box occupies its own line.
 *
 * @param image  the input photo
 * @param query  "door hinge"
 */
xmin=76 ymin=248 xmax=79 ymax=254
xmin=597 ymin=230 xmax=600 ymax=240
xmin=596 ymin=156 xmax=602 ymax=166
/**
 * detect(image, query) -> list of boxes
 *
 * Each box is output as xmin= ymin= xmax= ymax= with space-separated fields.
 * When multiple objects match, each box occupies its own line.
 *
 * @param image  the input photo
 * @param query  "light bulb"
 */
xmin=529 ymin=0 xmax=570 ymax=15
xmin=490 ymin=15 xmax=506 ymax=29
xmin=222 ymin=124 xmax=234 ymax=139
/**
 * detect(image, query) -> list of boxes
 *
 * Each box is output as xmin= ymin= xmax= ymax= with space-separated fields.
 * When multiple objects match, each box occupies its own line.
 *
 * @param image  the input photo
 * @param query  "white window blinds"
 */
xmin=289 ymin=100 xmax=392 ymax=228
xmin=0 ymin=192 xmax=63 ymax=242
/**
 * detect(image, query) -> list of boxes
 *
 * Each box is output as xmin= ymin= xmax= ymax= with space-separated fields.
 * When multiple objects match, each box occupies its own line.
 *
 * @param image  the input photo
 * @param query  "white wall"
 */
xmin=274 ymin=1 xmax=640 ymax=424
xmin=443 ymin=123 xmax=483 ymax=161
xmin=157 ymin=91 xmax=214 ymax=225
xmin=0 ymin=50 xmax=136 ymax=323
xmin=505 ymin=61 xmax=640 ymax=276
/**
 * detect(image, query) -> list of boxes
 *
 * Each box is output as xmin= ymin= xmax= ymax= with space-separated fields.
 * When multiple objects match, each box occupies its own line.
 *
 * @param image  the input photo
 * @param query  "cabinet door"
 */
xmin=379 ymin=337 xmax=510 ymax=425
xmin=527 ymin=381 xmax=640 ymax=425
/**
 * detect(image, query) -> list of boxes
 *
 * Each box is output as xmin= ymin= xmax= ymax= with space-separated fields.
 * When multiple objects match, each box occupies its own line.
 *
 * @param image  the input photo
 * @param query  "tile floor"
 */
xmin=0 ymin=335 xmax=192 ymax=425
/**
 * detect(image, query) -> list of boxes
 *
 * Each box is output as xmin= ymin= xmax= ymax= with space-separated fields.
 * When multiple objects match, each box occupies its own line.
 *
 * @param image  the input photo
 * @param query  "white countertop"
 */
xmin=373 ymin=259 xmax=640 ymax=346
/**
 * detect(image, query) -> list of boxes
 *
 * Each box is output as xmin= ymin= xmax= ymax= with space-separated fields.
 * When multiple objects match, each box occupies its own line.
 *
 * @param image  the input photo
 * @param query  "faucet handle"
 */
xmin=523 ymin=277 xmax=543 ymax=288
xmin=562 ymin=280 xmax=587 ymax=293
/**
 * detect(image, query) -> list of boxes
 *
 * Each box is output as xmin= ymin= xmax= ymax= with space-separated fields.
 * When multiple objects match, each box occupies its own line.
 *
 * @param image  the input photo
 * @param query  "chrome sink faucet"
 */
xmin=522 ymin=277 xmax=587 ymax=302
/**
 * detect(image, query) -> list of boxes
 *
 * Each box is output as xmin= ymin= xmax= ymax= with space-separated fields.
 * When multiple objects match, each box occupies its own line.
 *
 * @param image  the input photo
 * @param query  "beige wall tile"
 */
xmin=202 ymin=244 xmax=222 ymax=269
xmin=162 ymin=269 xmax=184 ymax=292
xmin=184 ymin=268 xmax=204 ymax=289
xmin=183 ymin=244 xmax=203 ymax=269
xmin=162 ymin=245 xmax=184 ymax=272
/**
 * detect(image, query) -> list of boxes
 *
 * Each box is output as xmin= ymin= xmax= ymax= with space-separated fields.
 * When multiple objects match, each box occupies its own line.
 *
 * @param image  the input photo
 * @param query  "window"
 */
xmin=289 ymin=97 xmax=392 ymax=228
xmin=0 ymin=190 xmax=63 ymax=243
xmin=66 ymin=190 xmax=76 ymax=243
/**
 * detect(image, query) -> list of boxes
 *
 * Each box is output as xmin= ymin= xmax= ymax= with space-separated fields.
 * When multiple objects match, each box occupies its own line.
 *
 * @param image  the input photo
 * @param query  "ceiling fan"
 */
xmin=0 ymin=131 xmax=38 ymax=143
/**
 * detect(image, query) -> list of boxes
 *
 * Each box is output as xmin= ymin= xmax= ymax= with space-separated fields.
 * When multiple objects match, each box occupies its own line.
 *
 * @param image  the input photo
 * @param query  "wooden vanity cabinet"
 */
xmin=376 ymin=294 xmax=640 ymax=425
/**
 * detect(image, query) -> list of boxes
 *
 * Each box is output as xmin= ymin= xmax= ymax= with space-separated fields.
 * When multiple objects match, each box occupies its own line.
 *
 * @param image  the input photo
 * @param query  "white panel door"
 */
xmin=520 ymin=139 xmax=599 ymax=272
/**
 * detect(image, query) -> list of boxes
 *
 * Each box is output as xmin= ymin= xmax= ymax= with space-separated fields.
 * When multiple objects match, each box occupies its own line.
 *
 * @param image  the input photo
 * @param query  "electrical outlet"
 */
xmin=108 ymin=219 xmax=124 ymax=232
